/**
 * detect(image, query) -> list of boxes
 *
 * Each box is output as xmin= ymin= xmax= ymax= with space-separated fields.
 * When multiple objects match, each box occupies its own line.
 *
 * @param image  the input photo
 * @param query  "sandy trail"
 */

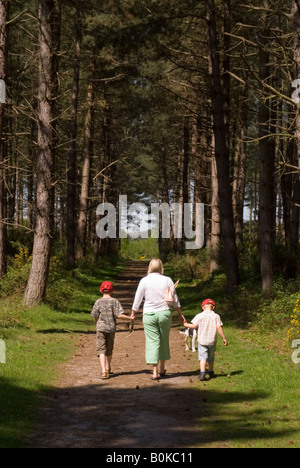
xmin=25 ymin=262 xmax=202 ymax=448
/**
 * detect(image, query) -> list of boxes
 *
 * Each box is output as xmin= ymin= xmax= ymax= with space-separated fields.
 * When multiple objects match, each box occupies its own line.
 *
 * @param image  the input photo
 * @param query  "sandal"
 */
xmin=106 ymin=368 xmax=114 ymax=375
xmin=151 ymin=376 xmax=160 ymax=381
xmin=101 ymin=372 xmax=109 ymax=380
xmin=159 ymin=369 xmax=167 ymax=377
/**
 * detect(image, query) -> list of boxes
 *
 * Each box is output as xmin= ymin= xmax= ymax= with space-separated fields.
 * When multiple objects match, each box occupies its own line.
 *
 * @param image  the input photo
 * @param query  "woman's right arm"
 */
xmin=176 ymin=306 xmax=186 ymax=325
xmin=168 ymin=278 xmax=185 ymax=324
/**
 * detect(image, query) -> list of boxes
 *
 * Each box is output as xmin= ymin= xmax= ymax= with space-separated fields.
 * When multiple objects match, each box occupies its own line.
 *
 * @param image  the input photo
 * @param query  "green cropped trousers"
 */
xmin=143 ymin=310 xmax=172 ymax=365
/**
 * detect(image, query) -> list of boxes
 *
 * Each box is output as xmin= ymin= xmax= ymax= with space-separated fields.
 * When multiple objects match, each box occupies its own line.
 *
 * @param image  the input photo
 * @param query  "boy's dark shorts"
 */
xmin=96 ymin=331 xmax=115 ymax=356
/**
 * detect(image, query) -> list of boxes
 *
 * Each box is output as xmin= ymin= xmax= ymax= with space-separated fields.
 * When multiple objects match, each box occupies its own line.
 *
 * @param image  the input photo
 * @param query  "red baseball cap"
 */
xmin=100 ymin=281 xmax=113 ymax=293
xmin=202 ymin=298 xmax=215 ymax=308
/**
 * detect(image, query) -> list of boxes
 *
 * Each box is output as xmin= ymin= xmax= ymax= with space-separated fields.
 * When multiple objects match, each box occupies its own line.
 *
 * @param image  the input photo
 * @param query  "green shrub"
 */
xmin=121 ymin=237 xmax=159 ymax=260
xmin=0 ymin=263 xmax=31 ymax=297
xmin=288 ymin=294 xmax=300 ymax=342
xmin=168 ymin=250 xmax=210 ymax=282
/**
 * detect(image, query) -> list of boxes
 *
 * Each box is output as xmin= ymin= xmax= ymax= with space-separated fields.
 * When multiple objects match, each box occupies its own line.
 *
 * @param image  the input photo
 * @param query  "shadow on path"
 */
xmin=24 ymin=262 xmax=295 ymax=448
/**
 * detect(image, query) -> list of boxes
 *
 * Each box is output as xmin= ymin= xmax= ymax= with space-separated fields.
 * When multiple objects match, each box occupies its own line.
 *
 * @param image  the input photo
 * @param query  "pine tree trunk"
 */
xmin=24 ymin=0 xmax=59 ymax=306
xmin=27 ymin=121 xmax=36 ymax=231
xmin=161 ymin=143 xmax=175 ymax=253
xmin=67 ymin=1 xmax=82 ymax=269
xmin=233 ymin=80 xmax=247 ymax=246
xmin=291 ymin=0 xmax=300 ymax=253
xmin=182 ymin=117 xmax=189 ymax=250
xmin=206 ymin=0 xmax=240 ymax=291
xmin=77 ymin=59 xmax=95 ymax=258
xmin=281 ymin=139 xmax=293 ymax=245
xmin=210 ymin=151 xmax=220 ymax=272
xmin=175 ymin=137 xmax=184 ymax=253
xmin=258 ymin=0 xmax=274 ymax=295
xmin=0 ymin=0 xmax=9 ymax=278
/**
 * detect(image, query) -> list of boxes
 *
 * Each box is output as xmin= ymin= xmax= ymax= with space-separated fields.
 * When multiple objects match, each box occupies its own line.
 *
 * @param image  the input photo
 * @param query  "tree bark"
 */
xmin=233 ymin=79 xmax=247 ymax=246
xmin=24 ymin=0 xmax=59 ymax=306
xmin=182 ymin=116 xmax=189 ymax=250
xmin=77 ymin=59 xmax=95 ymax=258
xmin=258 ymin=0 xmax=274 ymax=295
xmin=210 ymin=150 xmax=220 ymax=272
xmin=291 ymin=0 xmax=300 ymax=253
xmin=206 ymin=0 xmax=240 ymax=291
xmin=67 ymin=1 xmax=82 ymax=269
xmin=0 ymin=0 xmax=9 ymax=278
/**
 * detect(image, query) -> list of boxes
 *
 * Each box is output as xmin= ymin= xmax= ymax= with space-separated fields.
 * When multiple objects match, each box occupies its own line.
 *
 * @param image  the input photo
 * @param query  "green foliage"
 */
xmin=288 ymin=294 xmax=300 ymax=342
xmin=0 ymin=246 xmax=65 ymax=300
xmin=120 ymin=237 xmax=159 ymax=260
xmin=167 ymin=250 xmax=211 ymax=282
xmin=0 ymin=246 xmax=32 ymax=296
xmin=238 ymin=241 xmax=261 ymax=283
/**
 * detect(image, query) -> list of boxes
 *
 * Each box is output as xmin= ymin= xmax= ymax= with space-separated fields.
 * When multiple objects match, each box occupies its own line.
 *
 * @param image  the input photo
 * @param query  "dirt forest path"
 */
xmin=25 ymin=262 xmax=203 ymax=448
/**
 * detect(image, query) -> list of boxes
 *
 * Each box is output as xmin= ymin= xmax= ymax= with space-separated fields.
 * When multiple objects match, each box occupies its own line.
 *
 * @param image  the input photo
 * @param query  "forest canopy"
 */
xmin=0 ymin=0 xmax=299 ymax=305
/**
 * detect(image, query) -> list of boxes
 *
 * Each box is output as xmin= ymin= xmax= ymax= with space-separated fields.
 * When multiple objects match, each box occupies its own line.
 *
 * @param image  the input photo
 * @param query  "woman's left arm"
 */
xmin=131 ymin=278 xmax=145 ymax=318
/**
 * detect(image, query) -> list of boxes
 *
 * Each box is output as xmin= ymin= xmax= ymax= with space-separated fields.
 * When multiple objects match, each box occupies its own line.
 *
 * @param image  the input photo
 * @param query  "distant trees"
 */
xmin=0 ymin=0 xmax=298 ymax=304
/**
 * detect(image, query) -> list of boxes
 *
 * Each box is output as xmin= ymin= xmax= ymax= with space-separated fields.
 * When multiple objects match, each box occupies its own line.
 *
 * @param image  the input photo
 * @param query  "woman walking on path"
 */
xmin=131 ymin=259 xmax=185 ymax=380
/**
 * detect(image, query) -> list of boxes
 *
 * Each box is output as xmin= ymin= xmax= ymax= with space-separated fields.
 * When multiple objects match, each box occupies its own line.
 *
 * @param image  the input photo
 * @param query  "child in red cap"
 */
xmin=91 ymin=281 xmax=133 ymax=380
xmin=183 ymin=299 xmax=228 ymax=381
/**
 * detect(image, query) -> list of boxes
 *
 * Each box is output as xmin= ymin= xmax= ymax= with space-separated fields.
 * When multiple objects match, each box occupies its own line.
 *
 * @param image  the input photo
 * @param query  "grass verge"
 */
xmin=0 ymin=261 xmax=124 ymax=448
xmin=172 ymin=270 xmax=300 ymax=448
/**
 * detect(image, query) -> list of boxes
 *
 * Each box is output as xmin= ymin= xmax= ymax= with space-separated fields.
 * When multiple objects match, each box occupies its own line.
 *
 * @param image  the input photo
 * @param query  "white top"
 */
xmin=132 ymin=273 xmax=180 ymax=314
xmin=192 ymin=311 xmax=223 ymax=346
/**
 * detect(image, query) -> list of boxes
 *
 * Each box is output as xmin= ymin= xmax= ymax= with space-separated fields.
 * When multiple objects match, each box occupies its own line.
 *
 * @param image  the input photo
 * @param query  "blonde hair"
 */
xmin=147 ymin=258 xmax=164 ymax=275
